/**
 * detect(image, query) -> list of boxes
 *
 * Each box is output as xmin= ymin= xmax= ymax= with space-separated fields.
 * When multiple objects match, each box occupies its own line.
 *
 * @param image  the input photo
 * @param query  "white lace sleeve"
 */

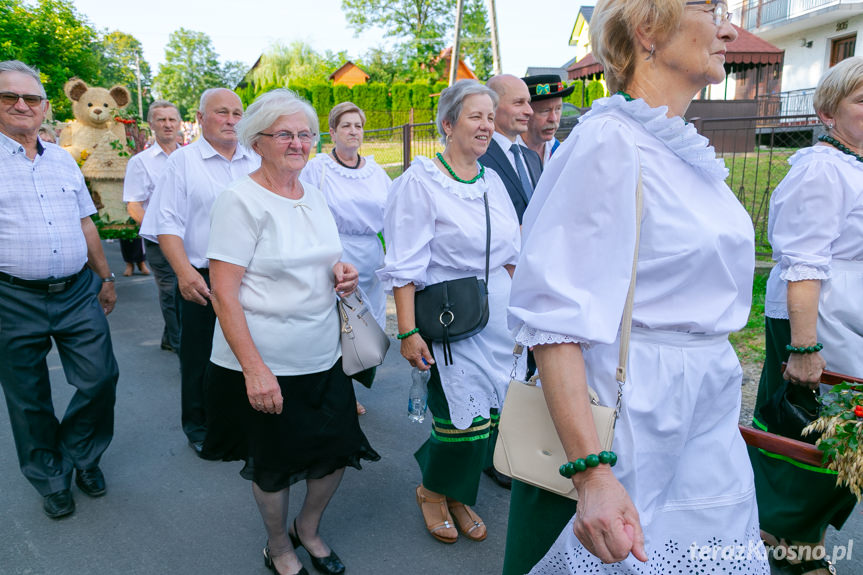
xmin=515 ymin=325 xmax=590 ymax=349
xmin=780 ymin=263 xmax=830 ymax=282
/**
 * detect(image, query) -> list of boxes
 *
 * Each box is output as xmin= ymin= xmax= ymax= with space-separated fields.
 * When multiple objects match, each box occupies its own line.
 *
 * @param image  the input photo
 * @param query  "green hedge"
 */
xmin=411 ymin=82 xmax=433 ymax=123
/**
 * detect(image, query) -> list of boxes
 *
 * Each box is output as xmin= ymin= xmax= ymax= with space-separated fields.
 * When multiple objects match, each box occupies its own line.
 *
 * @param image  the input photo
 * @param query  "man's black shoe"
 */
xmin=483 ymin=466 xmax=512 ymax=489
xmin=188 ymin=440 xmax=204 ymax=457
xmin=43 ymin=489 xmax=75 ymax=519
xmin=160 ymin=342 xmax=176 ymax=352
xmin=75 ymin=467 xmax=107 ymax=497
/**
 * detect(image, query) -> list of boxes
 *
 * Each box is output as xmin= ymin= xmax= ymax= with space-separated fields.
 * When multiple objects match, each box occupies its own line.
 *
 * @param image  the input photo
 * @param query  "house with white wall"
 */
xmin=732 ymin=0 xmax=863 ymax=111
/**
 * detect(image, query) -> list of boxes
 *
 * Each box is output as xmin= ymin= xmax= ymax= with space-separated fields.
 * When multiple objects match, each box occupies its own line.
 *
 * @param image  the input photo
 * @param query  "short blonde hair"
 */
xmin=590 ymin=0 xmax=686 ymax=93
xmin=813 ymin=57 xmax=863 ymax=119
xmin=329 ymin=102 xmax=366 ymax=131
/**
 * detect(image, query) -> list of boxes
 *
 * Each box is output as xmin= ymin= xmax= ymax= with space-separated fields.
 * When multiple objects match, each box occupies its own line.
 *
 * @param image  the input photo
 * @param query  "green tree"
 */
xmin=342 ymin=0 xmax=455 ymax=61
xmin=153 ymin=28 xmax=232 ymax=119
xmin=247 ymin=41 xmax=337 ymax=90
xmin=98 ymin=30 xmax=152 ymax=119
xmin=0 ymin=0 xmax=102 ymax=120
xmin=461 ymin=0 xmax=492 ymax=81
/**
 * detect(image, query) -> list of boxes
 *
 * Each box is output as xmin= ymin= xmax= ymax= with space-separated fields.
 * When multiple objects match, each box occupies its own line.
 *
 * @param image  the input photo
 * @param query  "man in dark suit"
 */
xmin=480 ymin=75 xmax=542 ymax=223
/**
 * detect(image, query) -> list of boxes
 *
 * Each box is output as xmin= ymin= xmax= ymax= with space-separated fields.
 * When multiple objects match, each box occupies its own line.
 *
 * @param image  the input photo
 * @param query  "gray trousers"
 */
xmin=0 ymin=270 xmax=119 ymax=495
xmin=144 ymin=239 xmax=180 ymax=351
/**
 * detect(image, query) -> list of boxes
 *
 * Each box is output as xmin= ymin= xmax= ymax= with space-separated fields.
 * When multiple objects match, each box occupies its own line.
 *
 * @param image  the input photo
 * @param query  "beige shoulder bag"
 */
xmin=493 ymin=164 xmax=644 ymax=501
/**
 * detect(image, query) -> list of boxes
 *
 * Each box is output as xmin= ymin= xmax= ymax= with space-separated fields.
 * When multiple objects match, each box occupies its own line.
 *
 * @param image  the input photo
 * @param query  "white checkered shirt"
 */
xmin=0 ymin=131 xmax=96 ymax=280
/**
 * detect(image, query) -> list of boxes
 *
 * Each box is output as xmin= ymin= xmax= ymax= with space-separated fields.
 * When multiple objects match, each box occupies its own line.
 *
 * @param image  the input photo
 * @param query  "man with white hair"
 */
xmin=520 ymin=74 xmax=574 ymax=166
xmin=124 ymin=100 xmax=182 ymax=353
xmin=0 ymin=60 xmax=119 ymax=518
xmin=141 ymin=88 xmax=259 ymax=455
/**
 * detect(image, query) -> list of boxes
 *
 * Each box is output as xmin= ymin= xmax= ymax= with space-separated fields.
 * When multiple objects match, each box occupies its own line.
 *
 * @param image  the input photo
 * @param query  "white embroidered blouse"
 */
xmin=508 ymin=94 xmax=754 ymax=346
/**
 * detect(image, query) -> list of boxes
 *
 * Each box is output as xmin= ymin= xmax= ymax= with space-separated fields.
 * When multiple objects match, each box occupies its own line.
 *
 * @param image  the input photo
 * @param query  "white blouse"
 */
xmin=765 ymin=145 xmax=863 ymax=318
xmin=508 ymin=95 xmax=754 ymax=346
xmin=207 ymin=176 xmax=342 ymax=376
xmin=377 ymin=155 xmax=521 ymax=291
xmin=300 ymin=154 xmax=390 ymax=236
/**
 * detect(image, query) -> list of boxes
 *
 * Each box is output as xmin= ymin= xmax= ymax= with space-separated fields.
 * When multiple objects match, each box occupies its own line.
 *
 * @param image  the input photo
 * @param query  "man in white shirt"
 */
xmin=479 ymin=74 xmax=542 ymax=224
xmin=520 ymin=75 xmax=574 ymax=167
xmin=140 ymin=88 xmax=259 ymax=455
xmin=124 ymin=100 xmax=182 ymax=353
xmin=0 ymin=60 xmax=119 ymax=518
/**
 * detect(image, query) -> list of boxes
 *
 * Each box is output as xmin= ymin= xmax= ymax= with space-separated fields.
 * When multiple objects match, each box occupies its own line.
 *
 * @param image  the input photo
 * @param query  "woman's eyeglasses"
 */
xmin=0 ymin=92 xmax=46 ymax=107
xmin=686 ymin=0 xmax=732 ymax=27
xmin=259 ymin=130 xmax=315 ymax=144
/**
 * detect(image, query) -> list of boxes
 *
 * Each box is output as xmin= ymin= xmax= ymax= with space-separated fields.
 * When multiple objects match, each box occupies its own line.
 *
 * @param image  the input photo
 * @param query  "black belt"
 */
xmin=0 ymin=266 xmax=88 ymax=293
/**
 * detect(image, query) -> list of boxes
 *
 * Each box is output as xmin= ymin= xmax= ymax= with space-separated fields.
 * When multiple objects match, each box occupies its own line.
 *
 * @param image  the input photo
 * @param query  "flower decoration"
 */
xmin=803 ymin=381 xmax=863 ymax=501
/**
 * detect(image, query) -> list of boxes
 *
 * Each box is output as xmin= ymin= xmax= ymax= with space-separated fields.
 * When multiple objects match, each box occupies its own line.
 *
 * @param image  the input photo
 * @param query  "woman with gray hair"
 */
xmin=507 ymin=0 xmax=768 ymax=573
xmin=377 ymin=79 xmax=522 ymax=544
xmin=749 ymin=56 xmax=863 ymax=575
xmin=301 ymin=101 xmax=391 ymax=414
xmin=201 ymin=88 xmax=379 ymax=575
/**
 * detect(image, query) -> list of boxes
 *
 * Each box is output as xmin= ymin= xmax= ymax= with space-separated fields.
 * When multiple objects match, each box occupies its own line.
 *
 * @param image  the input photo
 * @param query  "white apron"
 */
xmin=340 ymin=233 xmax=386 ymax=330
xmin=818 ymin=259 xmax=863 ymax=379
xmin=530 ymin=328 xmax=768 ymax=575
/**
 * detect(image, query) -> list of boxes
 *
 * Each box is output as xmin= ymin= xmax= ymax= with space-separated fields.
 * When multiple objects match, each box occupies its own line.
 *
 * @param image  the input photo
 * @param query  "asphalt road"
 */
xmin=0 ymin=241 xmax=860 ymax=575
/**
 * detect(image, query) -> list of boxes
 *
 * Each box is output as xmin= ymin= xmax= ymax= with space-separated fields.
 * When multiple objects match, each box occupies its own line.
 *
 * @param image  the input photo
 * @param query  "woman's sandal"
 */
xmin=446 ymin=499 xmax=487 ymax=541
xmin=415 ymin=485 xmax=457 ymax=543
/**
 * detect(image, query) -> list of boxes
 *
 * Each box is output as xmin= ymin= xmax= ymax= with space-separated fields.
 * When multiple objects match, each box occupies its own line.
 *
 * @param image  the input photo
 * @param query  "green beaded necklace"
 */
xmin=436 ymin=152 xmax=485 ymax=184
xmin=818 ymin=135 xmax=863 ymax=163
xmin=615 ymin=91 xmax=634 ymax=101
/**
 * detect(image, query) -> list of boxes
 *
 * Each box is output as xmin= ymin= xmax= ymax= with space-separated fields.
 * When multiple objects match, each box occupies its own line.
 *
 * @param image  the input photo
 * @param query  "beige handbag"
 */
xmin=339 ymin=289 xmax=390 ymax=376
xmin=493 ymin=167 xmax=644 ymax=501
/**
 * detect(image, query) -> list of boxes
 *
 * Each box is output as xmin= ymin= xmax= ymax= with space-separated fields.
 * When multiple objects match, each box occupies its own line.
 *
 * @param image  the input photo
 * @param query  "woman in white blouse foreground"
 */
xmin=202 ymin=89 xmax=379 ymax=575
xmin=378 ymin=80 xmax=522 ymax=545
xmin=749 ymin=58 xmax=863 ymax=575
xmin=301 ymin=102 xmax=390 ymax=414
xmin=508 ymin=1 xmax=769 ymax=573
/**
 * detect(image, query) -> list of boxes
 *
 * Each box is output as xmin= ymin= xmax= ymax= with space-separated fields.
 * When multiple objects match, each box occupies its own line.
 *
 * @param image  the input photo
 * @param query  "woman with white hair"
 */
xmin=749 ymin=56 xmax=863 ymax=575
xmin=378 ymin=79 xmax=522 ymax=544
xmin=301 ymin=102 xmax=391 ymax=414
xmin=201 ymin=89 xmax=379 ymax=575
xmin=507 ymin=0 xmax=769 ymax=573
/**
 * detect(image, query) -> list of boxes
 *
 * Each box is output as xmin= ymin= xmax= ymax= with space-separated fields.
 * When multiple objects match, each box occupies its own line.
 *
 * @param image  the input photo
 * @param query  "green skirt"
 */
xmin=502 ymin=480 xmax=578 ymax=575
xmin=414 ymin=365 xmax=497 ymax=506
xmin=748 ymin=316 xmax=857 ymax=542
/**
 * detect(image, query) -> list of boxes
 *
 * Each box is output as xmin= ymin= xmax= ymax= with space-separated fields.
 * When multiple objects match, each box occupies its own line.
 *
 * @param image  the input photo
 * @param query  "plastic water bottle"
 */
xmin=408 ymin=362 xmax=430 ymax=423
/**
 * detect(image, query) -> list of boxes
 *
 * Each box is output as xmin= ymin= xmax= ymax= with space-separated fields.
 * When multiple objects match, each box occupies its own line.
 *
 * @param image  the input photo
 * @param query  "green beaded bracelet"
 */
xmin=397 ymin=327 xmax=420 ymax=340
xmin=559 ymin=451 xmax=617 ymax=478
xmin=785 ymin=342 xmax=823 ymax=354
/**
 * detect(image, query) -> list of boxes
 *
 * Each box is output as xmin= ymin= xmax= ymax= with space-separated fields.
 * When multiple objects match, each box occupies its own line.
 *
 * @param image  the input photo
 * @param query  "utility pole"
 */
xmin=135 ymin=52 xmax=144 ymax=120
xmin=486 ymin=0 xmax=502 ymax=75
xmin=449 ymin=0 xmax=464 ymax=86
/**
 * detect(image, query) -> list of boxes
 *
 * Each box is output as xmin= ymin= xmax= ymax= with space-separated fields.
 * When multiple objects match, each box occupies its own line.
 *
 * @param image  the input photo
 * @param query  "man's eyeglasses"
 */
xmin=686 ymin=0 xmax=732 ymax=27
xmin=259 ymin=130 xmax=315 ymax=144
xmin=0 ymin=91 xmax=46 ymax=107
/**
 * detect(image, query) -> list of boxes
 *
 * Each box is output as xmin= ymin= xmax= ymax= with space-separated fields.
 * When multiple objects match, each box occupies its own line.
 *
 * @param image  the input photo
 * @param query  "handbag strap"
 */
xmin=483 ymin=190 xmax=490 ymax=285
xmin=611 ymin=156 xmax=644 ymax=417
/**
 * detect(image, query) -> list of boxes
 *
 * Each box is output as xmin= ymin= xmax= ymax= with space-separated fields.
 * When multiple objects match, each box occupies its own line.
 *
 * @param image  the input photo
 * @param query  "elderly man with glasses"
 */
xmin=0 ymin=60 xmax=120 ymax=519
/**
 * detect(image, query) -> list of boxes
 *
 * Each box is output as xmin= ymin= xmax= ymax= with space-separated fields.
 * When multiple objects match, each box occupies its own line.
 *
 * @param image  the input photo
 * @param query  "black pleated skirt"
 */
xmin=202 ymin=358 xmax=380 ymax=492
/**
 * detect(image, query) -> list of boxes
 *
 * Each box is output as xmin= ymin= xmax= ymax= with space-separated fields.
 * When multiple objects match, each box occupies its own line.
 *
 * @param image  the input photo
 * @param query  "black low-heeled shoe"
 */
xmin=289 ymin=519 xmax=346 ymax=575
xmin=263 ymin=546 xmax=309 ymax=575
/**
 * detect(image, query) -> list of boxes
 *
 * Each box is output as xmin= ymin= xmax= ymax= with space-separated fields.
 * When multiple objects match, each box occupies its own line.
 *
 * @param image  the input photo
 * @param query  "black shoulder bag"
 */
xmin=414 ymin=191 xmax=490 ymax=366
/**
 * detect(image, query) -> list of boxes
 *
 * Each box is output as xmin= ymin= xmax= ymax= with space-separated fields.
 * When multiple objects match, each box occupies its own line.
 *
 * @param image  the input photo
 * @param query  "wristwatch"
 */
xmin=102 ymin=273 xmax=116 ymax=283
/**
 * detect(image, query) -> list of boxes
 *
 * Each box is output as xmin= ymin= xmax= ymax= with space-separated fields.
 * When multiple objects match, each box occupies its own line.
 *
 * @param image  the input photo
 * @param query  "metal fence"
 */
xmin=732 ymin=0 xmax=838 ymax=29
xmin=693 ymin=113 xmax=821 ymax=253
xmin=314 ymin=122 xmax=441 ymax=177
